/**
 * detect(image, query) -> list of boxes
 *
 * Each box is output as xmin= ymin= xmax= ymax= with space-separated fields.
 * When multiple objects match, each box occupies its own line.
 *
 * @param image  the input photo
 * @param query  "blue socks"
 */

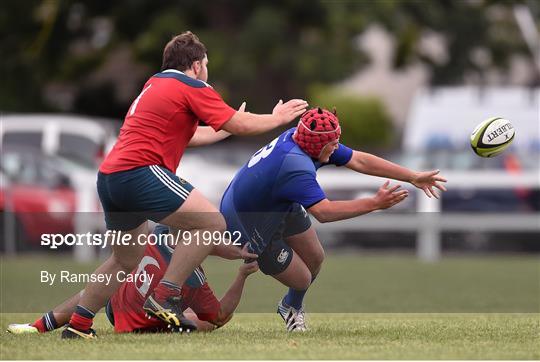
xmin=283 ymin=289 xmax=308 ymax=309
xmin=283 ymin=276 xmax=316 ymax=309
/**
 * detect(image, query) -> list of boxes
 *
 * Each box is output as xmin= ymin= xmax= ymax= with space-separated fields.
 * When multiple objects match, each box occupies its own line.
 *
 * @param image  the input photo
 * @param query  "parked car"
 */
xmin=0 ymin=146 xmax=77 ymax=249
xmin=1 ymin=114 xmax=117 ymax=250
xmin=1 ymin=113 xmax=118 ymax=168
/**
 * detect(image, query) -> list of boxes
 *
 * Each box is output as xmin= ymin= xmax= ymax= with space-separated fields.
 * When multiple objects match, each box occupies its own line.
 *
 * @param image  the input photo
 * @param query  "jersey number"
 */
xmin=129 ymin=84 xmax=152 ymax=116
xmin=248 ymin=138 xmax=278 ymax=168
xmin=134 ymin=256 xmax=160 ymax=297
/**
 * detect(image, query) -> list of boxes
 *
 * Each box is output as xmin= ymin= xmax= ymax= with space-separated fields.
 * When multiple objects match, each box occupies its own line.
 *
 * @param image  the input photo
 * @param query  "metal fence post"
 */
xmin=3 ymin=189 xmax=16 ymax=255
xmin=73 ymin=178 xmax=96 ymax=263
xmin=417 ymin=189 xmax=441 ymax=262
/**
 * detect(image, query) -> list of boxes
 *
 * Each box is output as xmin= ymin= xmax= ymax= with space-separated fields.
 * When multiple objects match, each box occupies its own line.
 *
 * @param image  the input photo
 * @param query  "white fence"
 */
xmin=67 ymin=167 xmax=539 ymax=262
xmin=316 ymin=170 xmax=540 ymax=262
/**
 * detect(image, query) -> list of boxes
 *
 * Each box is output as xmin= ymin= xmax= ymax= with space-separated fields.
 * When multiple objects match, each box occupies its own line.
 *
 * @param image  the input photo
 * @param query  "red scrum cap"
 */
xmin=293 ymin=107 xmax=341 ymax=158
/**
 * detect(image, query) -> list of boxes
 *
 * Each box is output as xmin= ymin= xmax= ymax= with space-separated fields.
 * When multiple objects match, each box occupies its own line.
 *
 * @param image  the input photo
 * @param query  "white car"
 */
xmin=1 ymin=113 xmax=117 ymax=167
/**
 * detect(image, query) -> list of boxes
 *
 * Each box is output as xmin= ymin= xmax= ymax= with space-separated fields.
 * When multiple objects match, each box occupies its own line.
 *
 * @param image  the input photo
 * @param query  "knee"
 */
xmin=296 ymin=271 xmax=313 ymax=290
xmin=200 ymin=213 xmax=226 ymax=233
xmin=289 ymin=268 xmax=312 ymax=291
xmin=213 ymin=214 xmax=227 ymax=233
xmin=308 ymin=247 xmax=325 ymax=276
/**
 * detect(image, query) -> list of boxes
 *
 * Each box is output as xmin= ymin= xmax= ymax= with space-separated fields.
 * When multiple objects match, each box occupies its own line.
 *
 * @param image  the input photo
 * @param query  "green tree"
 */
xmin=309 ymin=86 xmax=393 ymax=149
xmin=1 ymin=0 xmax=536 ymax=118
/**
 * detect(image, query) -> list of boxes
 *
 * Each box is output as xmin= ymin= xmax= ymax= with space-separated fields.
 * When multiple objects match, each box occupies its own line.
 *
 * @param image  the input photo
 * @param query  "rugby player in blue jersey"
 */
xmin=220 ymin=107 xmax=447 ymax=331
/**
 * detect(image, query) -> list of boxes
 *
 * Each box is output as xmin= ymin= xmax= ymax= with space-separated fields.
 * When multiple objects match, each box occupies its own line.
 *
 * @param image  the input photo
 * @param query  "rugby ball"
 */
xmin=470 ymin=117 xmax=515 ymax=157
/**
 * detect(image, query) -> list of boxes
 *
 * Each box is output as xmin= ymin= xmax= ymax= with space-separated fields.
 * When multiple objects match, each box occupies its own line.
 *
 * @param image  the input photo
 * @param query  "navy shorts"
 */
xmin=257 ymin=203 xmax=312 ymax=275
xmin=97 ymin=165 xmax=194 ymax=231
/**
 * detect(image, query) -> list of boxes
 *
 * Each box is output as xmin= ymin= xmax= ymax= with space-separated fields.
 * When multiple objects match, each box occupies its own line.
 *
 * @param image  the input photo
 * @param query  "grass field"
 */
xmin=1 ymin=253 xmax=539 ymax=359
xmin=2 ymin=313 xmax=539 ymax=360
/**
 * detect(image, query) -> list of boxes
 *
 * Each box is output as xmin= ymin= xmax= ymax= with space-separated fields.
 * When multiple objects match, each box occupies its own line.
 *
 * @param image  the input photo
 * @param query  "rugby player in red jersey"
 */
xmin=8 ymin=225 xmax=259 ymax=335
xmin=63 ymin=31 xmax=308 ymax=338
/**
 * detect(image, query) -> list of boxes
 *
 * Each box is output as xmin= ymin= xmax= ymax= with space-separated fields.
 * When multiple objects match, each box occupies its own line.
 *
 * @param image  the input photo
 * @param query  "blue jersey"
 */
xmin=220 ymin=128 xmax=352 ymax=254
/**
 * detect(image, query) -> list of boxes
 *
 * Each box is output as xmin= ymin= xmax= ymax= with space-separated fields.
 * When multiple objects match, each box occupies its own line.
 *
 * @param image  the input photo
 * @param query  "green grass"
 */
xmin=2 ymin=253 xmax=538 ymax=313
xmin=1 ymin=254 xmax=539 ymax=359
xmin=1 ymin=313 xmax=539 ymax=359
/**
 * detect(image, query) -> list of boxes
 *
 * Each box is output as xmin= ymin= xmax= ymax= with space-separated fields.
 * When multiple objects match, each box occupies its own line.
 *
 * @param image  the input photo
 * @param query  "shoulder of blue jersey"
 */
xmin=282 ymin=147 xmax=317 ymax=174
xmin=276 ymin=131 xmax=317 ymax=172
xmin=287 ymin=144 xmax=308 ymax=157
xmin=153 ymin=70 xmax=212 ymax=89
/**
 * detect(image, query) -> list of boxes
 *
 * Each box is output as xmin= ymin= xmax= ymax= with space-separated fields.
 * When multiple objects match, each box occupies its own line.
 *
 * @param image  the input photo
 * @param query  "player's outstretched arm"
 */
xmin=221 ymin=99 xmax=308 ymax=136
xmin=181 ymin=309 xmax=217 ymax=332
xmin=187 ymin=127 xmax=231 ymax=147
xmin=345 ymin=151 xmax=448 ymax=198
xmin=308 ymin=181 xmax=409 ymax=223
xmin=211 ymin=261 xmax=259 ymax=327
xmin=211 ymin=243 xmax=258 ymax=261
xmin=188 ymin=102 xmax=249 ymax=147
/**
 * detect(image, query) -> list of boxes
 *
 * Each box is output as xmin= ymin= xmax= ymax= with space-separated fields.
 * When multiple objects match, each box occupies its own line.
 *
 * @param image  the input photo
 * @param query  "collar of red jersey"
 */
xmin=162 ymin=69 xmax=185 ymax=75
xmin=161 ymin=69 xmax=211 ymax=88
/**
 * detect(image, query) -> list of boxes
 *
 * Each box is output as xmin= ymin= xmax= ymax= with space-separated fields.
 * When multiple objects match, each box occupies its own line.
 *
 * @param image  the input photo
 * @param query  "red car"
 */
xmin=1 ymin=147 xmax=76 ymax=250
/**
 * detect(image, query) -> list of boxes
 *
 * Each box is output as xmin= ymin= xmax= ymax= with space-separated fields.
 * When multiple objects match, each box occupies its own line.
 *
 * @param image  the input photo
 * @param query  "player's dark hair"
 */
xmin=161 ymin=31 xmax=207 ymax=71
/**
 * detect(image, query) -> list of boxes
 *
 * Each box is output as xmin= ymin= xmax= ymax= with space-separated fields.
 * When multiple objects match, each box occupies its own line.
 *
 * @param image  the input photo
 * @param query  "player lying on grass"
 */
xmin=7 ymin=225 xmax=258 ymax=336
xmin=220 ymin=107 xmax=447 ymax=331
xmin=66 ymin=31 xmax=307 ymax=338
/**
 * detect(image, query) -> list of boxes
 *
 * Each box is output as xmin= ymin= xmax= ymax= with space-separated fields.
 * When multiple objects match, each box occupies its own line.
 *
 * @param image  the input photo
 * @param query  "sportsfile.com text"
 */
xmin=40 ymin=230 xmax=243 ymax=249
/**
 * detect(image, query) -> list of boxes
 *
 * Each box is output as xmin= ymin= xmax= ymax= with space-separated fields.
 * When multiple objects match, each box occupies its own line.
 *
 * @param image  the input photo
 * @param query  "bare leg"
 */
xmin=140 ymin=190 xmax=226 ymax=331
xmin=272 ymin=252 xmax=312 ymax=290
xmin=277 ymin=226 xmax=325 ymax=314
xmin=51 ymin=290 xmax=84 ymax=326
xmin=77 ymin=222 xmax=148 ymax=312
xmin=24 ymin=291 xmax=83 ymax=332
xmin=273 ymin=246 xmax=313 ymax=331
xmin=284 ymin=226 xmax=325 ymax=278
xmin=158 ymin=189 xmax=226 ymax=286
xmin=272 ymin=226 xmax=325 ymax=289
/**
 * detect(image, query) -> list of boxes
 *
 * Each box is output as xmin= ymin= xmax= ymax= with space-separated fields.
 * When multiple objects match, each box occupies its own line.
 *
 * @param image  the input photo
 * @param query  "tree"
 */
xmin=1 ymin=0 xmax=536 ymax=117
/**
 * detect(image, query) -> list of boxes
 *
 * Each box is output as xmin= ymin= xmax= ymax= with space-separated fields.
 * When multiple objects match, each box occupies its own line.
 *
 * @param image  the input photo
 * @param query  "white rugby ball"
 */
xmin=470 ymin=117 xmax=515 ymax=157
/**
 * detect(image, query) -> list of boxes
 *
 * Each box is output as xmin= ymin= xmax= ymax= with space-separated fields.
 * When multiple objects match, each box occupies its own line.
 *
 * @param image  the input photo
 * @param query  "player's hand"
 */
xmin=239 ymin=243 xmax=258 ymax=260
xmin=238 ymin=101 xmax=246 ymax=112
xmin=373 ymin=181 xmax=409 ymax=210
xmin=411 ymin=169 xmax=448 ymax=199
xmin=239 ymin=261 xmax=259 ymax=276
xmin=272 ymin=99 xmax=308 ymax=124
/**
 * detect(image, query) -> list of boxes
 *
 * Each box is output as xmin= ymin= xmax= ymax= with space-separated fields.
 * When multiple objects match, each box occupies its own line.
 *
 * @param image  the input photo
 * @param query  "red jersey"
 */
xmin=100 ymin=69 xmax=236 ymax=174
xmin=110 ymin=243 xmax=220 ymax=333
